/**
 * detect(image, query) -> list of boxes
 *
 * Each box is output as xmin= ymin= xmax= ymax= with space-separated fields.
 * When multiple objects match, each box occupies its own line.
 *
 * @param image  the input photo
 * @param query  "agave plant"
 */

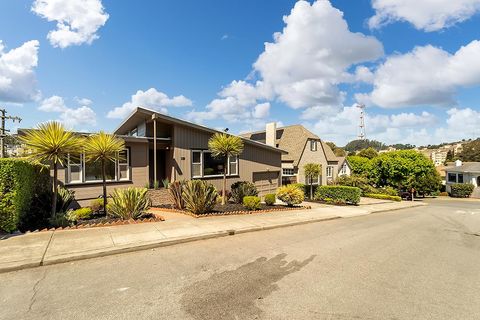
xmin=208 ymin=133 xmax=244 ymax=205
xmin=182 ymin=180 xmax=218 ymax=214
xmin=19 ymin=121 xmax=83 ymax=217
xmin=168 ymin=181 xmax=185 ymax=210
xmin=107 ymin=187 xmax=151 ymax=220
xmin=84 ymin=131 xmax=125 ymax=216
xmin=56 ymin=186 xmax=75 ymax=213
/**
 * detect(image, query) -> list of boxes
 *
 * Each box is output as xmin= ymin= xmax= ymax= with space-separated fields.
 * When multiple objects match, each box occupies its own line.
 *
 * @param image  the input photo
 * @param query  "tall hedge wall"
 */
xmin=0 ymin=159 xmax=51 ymax=232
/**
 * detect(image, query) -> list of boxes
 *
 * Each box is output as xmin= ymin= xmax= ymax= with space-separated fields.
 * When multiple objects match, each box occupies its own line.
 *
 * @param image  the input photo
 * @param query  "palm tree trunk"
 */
xmin=310 ymin=177 xmax=313 ymax=200
xmin=51 ymin=162 xmax=58 ymax=218
xmin=102 ymin=159 xmax=107 ymax=216
xmin=222 ymin=159 xmax=227 ymax=205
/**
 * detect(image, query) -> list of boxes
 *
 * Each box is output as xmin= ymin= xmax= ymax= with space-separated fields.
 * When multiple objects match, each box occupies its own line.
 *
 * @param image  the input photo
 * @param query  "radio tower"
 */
xmin=357 ymin=104 xmax=366 ymax=140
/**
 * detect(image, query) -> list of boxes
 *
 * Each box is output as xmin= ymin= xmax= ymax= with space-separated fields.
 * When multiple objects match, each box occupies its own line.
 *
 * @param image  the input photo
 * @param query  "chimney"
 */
xmin=455 ymin=159 xmax=462 ymax=167
xmin=265 ymin=122 xmax=277 ymax=147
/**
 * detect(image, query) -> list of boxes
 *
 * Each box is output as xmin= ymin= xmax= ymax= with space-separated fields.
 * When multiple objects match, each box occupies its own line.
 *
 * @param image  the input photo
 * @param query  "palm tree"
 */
xmin=84 ymin=132 xmax=125 ymax=216
xmin=208 ymin=133 xmax=244 ymax=205
xmin=19 ymin=121 xmax=83 ymax=217
xmin=304 ymin=163 xmax=322 ymax=199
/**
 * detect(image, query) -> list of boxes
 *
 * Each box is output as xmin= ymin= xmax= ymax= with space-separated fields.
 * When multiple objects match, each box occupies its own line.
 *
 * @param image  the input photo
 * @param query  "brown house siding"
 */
xmin=59 ymin=140 xmax=149 ymax=206
xmin=172 ymin=125 xmax=281 ymax=195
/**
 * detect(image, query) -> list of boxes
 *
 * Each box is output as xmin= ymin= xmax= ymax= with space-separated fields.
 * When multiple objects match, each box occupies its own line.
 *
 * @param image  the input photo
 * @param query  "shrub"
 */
xmin=183 ymin=180 xmax=218 ymax=214
xmin=334 ymin=174 xmax=372 ymax=195
xmin=290 ymin=183 xmax=306 ymax=193
xmin=48 ymin=212 xmax=71 ymax=228
xmin=56 ymin=186 xmax=75 ymax=213
xmin=243 ymin=196 xmax=261 ymax=211
xmin=375 ymin=186 xmax=399 ymax=197
xmin=168 ymin=181 xmax=185 ymax=210
xmin=107 ymin=187 xmax=151 ymax=219
xmin=67 ymin=207 xmax=93 ymax=222
xmin=276 ymin=185 xmax=304 ymax=206
xmin=231 ymin=181 xmax=258 ymax=204
xmin=216 ymin=190 xmax=232 ymax=204
xmin=90 ymin=198 xmax=105 ymax=213
xmin=264 ymin=193 xmax=276 ymax=206
xmin=0 ymin=159 xmax=51 ymax=233
xmin=315 ymin=186 xmax=361 ymax=205
xmin=364 ymin=193 xmax=401 ymax=202
xmin=450 ymin=183 xmax=475 ymax=198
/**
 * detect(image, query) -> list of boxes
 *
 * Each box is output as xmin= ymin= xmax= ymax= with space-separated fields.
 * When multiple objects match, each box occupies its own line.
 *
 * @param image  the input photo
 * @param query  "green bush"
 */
xmin=107 ymin=187 xmax=151 ymax=219
xmin=67 ymin=207 xmax=93 ymax=222
xmin=364 ymin=193 xmax=401 ymax=202
xmin=450 ymin=183 xmax=475 ymax=198
xmin=231 ymin=181 xmax=258 ymax=204
xmin=89 ymin=198 xmax=105 ymax=213
xmin=183 ymin=180 xmax=218 ymax=214
xmin=315 ymin=186 xmax=361 ymax=205
xmin=0 ymin=159 xmax=51 ymax=232
xmin=56 ymin=186 xmax=75 ymax=213
xmin=375 ymin=186 xmax=399 ymax=197
xmin=264 ymin=193 xmax=276 ymax=206
xmin=243 ymin=196 xmax=261 ymax=211
xmin=276 ymin=185 xmax=304 ymax=206
xmin=168 ymin=181 xmax=185 ymax=210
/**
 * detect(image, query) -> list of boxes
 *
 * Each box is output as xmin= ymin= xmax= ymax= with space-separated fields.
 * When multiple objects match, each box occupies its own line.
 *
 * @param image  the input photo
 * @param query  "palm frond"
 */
xmin=208 ymin=133 xmax=244 ymax=159
xmin=84 ymin=131 xmax=125 ymax=164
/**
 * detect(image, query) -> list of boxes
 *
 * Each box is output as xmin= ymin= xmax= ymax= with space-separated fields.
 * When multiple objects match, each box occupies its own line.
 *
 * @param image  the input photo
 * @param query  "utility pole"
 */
xmin=357 ymin=104 xmax=366 ymax=140
xmin=0 ymin=108 xmax=22 ymax=158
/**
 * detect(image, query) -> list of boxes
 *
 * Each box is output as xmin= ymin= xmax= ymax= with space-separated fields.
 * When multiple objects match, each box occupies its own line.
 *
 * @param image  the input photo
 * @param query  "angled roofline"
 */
xmin=114 ymin=107 xmax=287 ymax=154
xmin=241 ymin=124 xmax=321 ymax=140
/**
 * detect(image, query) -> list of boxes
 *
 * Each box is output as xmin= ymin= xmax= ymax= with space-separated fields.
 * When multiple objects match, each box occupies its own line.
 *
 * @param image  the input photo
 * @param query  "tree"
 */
xmin=208 ymin=133 xmax=244 ymax=205
xmin=84 ymin=132 xmax=125 ymax=216
xmin=406 ymin=172 xmax=442 ymax=196
xmin=346 ymin=155 xmax=373 ymax=175
xmin=445 ymin=149 xmax=455 ymax=164
xmin=459 ymin=139 xmax=480 ymax=162
xmin=303 ymin=163 xmax=322 ymax=199
xmin=326 ymin=141 xmax=346 ymax=157
xmin=19 ymin=121 xmax=83 ymax=218
xmin=357 ymin=147 xmax=378 ymax=159
xmin=344 ymin=139 xmax=386 ymax=152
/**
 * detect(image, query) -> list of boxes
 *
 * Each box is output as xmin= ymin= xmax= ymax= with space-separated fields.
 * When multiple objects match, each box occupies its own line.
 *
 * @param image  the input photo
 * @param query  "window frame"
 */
xmin=282 ymin=168 xmax=296 ymax=176
xmin=191 ymin=150 xmax=239 ymax=178
xmin=340 ymin=163 xmax=347 ymax=175
xmin=310 ymin=140 xmax=318 ymax=151
xmin=447 ymin=173 xmax=457 ymax=183
xmin=326 ymin=166 xmax=334 ymax=178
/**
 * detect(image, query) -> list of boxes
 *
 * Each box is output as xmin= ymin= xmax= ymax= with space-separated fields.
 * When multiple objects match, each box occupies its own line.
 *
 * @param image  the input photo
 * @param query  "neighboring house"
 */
xmin=444 ymin=160 xmax=480 ymax=198
xmin=242 ymin=123 xmax=339 ymax=186
xmin=337 ymin=157 xmax=351 ymax=177
xmin=21 ymin=107 xmax=284 ymax=205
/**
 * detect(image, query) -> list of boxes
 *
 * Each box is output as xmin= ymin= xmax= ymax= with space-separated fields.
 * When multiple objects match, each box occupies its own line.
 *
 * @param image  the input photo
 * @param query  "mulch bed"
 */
xmin=151 ymin=203 xmax=311 ymax=218
xmin=28 ymin=213 xmax=165 ymax=233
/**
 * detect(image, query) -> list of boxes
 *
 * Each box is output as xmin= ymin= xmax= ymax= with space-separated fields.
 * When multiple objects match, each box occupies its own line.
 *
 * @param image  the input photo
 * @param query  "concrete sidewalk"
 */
xmin=0 ymin=200 xmax=424 ymax=273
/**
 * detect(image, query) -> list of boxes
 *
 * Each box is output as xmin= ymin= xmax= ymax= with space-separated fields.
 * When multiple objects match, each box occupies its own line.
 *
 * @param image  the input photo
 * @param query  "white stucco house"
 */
xmin=444 ymin=160 xmax=480 ymax=198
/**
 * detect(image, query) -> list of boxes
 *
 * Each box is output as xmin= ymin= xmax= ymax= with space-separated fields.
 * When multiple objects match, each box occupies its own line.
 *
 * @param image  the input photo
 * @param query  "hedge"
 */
xmin=315 ymin=186 xmax=361 ymax=205
xmin=364 ymin=193 xmax=401 ymax=202
xmin=450 ymin=183 xmax=475 ymax=198
xmin=0 ymin=159 xmax=51 ymax=232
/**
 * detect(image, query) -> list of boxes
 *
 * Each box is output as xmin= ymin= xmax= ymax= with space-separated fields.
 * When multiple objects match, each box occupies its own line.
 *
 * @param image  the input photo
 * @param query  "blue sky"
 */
xmin=1 ymin=0 xmax=480 ymax=146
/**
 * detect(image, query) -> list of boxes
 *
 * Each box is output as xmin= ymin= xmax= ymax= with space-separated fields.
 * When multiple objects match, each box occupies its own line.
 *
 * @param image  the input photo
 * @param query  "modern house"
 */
xmin=22 ymin=107 xmax=285 ymax=205
xmin=444 ymin=160 xmax=480 ymax=198
xmin=241 ymin=123 xmax=339 ymax=186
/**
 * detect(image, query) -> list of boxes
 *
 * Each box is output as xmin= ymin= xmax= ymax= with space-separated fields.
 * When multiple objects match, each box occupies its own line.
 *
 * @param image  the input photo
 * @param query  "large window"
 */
xmin=191 ymin=150 xmax=238 ymax=178
xmin=283 ymin=168 xmax=296 ymax=176
xmin=67 ymin=149 xmax=130 ymax=184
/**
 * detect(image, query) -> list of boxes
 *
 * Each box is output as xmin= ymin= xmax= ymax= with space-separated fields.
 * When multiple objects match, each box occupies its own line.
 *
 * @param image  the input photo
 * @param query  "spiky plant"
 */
xmin=168 ymin=181 xmax=185 ymax=210
xmin=19 ymin=121 xmax=83 ymax=217
xmin=208 ymin=133 xmax=244 ymax=205
xmin=107 ymin=187 xmax=151 ymax=220
xmin=84 ymin=132 xmax=125 ymax=216
xmin=303 ymin=163 xmax=322 ymax=199
xmin=182 ymin=180 xmax=218 ymax=214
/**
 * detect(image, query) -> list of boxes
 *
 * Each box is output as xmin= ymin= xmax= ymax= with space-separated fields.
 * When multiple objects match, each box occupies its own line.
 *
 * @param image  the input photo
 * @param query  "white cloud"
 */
xmin=253 ymin=103 xmax=270 ymax=119
xmin=434 ymin=108 xmax=480 ymax=141
xmin=107 ymin=88 xmax=193 ymax=119
xmin=38 ymin=95 xmax=67 ymax=112
xmin=74 ymin=97 xmax=92 ymax=106
xmin=39 ymin=95 xmax=96 ymax=129
xmin=32 ymin=0 xmax=109 ymax=48
xmin=0 ymin=40 xmax=40 ymax=103
xmin=369 ymin=0 xmax=480 ymax=32
xmin=368 ymin=40 xmax=480 ymax=108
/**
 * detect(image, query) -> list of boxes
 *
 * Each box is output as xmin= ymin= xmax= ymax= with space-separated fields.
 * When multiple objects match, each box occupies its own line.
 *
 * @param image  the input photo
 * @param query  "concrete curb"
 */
xmin=0 ymin=203 xmax=424 ymax=274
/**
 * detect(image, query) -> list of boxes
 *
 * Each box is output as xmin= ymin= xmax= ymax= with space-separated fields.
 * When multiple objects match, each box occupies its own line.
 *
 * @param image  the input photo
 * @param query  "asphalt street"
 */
xmin=1 ymin=198 xmax=479 ymax=320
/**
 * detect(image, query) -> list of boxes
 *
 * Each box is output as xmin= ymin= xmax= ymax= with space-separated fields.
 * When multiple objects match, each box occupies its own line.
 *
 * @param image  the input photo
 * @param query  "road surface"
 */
xmin=1 ymin=198 xmax=479 ymax=319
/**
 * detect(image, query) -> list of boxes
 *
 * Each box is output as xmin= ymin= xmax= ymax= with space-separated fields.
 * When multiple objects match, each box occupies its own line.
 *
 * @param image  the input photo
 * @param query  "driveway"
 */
xmin=1 ymin=198 xmax=479 ymax=320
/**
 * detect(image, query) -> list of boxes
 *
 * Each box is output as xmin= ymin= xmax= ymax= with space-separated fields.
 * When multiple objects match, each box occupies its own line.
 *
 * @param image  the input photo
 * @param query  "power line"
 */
xmin=0 ymin=108 xmax=22 ymax=158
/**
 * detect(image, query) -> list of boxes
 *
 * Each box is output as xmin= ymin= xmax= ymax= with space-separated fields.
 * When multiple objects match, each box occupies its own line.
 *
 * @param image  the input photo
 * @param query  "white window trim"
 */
xmin=310 ymin=140 xmax=317 ymax=151
xmin=192 ymin=150 xmax=239 ymax=178
xmin=66 ymin=149 xmax=131 ymax=184
xmin=326 ymin=166 xmax=334 ymax=178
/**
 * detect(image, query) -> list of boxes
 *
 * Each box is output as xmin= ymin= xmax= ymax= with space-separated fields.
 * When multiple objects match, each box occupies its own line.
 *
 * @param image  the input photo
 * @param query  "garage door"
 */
xmin=253 ymin=171 xmax=280 ymax=195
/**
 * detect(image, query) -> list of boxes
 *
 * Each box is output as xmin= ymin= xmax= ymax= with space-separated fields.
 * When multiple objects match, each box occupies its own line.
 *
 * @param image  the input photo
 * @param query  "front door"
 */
xmin=149 ymin=149 xmax=166 ymax=185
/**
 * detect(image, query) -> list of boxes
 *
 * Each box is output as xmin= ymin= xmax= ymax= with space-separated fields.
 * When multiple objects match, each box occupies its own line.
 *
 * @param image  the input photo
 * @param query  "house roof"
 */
xmin=114 ymin=107 xmax=286 ymax=154
xmin=444 ymin=162 xmax=480 ymax=173
xmin=337 ymin=157 xmax=349 ymax=169
xmin=241 ymin=124 xmax=338 ymax=166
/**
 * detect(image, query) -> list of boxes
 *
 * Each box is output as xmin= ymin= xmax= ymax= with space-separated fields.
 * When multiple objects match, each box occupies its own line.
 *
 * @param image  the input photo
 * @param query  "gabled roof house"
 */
xmin=241 ymin=123 xmax=341 ymax=185
xmin=24 ymin=107 xmax=285 ymax=205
